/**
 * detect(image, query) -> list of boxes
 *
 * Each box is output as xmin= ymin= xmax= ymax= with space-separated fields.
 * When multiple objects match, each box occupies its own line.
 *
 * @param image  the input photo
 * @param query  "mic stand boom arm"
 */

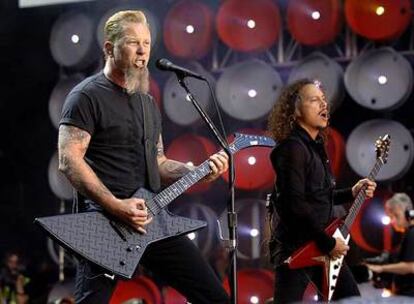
xmin=176 ymin=76 xmax=238 ymax=304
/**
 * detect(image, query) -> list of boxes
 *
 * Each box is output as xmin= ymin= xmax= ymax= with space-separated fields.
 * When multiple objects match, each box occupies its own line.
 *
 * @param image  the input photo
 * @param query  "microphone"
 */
xmin=155 ymin=58 xmax=206 ymax=81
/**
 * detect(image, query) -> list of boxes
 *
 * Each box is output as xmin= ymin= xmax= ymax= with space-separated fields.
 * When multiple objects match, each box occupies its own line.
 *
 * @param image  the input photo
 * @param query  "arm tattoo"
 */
xmin=59 ymin=125 xmax=90 ymax=154
xmin=161 ymin=160 xmax=193 ymax=183
xmin=58 ymin=125 xmax=113 ymax=200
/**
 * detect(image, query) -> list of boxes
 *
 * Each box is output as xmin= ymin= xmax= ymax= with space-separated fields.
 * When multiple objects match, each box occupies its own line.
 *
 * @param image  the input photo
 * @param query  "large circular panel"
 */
xmin=288 ymin=52 xmax=344 ymax=112
xmin=163 ymin=62 xmax=215 ymax=126
xmin=222 ymin=129 xmax=275 ymax=190
xmin=165 ymin=134 xmax=217 ymax=193
xmin=220 ymin=198 xmax=271 ymax=261
xmin=164 ymin=0 xmax=214 ymax=59
xmin=346 ymin=119 xmax=413 ymax=181
xmin=216 ymin=0 xmax=281 ymax=52
xmin=48 ymin=152 xmax=73 ymax=200
xmin=216 ymin=59 xmax=283 ymax=121
xmin=149 ymin=76 xmax=162 ymax=110
xmin=351 ymin=190 xmax=396 ymax=254
xmin=49 ymin=74 xmax=84 ymax=129
xmin=110 ymin=275 xmax=162 ymax=304
xmin=47 ymin=280 xmax=75 ymax=303
xmin=326 ymin=127 xmax=346 ymax=179
xmin=164 ymin=286 xmax=187 ymax=304
xmin=50 ymin=12 xmax=96 ymax=69
xmin=223 ymin=269 xmax=274 ymax=304
xmin=344 ymin=47 xmax=413 ymax=111
xmin=287 ymin=0 xmax=342 ymax=46
xmin=345 ymin=0 xmax=411 ymax=41
xmin=171 ymin=202 xmax=218 ymax=257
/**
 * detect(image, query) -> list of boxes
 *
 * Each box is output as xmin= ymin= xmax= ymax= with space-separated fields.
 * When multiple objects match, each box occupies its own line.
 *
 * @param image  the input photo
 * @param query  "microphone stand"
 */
xmin=176 ymin=75 xmax=238 ymax=304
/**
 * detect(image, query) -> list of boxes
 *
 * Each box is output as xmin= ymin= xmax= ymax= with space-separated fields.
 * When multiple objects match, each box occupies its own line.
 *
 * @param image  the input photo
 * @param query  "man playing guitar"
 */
xmin=267 ymin=79 xmax=377 ymax=303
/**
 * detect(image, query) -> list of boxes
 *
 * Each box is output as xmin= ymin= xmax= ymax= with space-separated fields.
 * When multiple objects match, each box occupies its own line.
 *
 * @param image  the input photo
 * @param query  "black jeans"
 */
xmin=273 ymin=263 xmax=360 ymax=304
xmin=74 ymin=236 xmax=229 ymax=304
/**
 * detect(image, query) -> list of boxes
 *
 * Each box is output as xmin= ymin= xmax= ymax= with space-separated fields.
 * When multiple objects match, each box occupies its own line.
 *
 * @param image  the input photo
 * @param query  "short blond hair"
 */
xmin=104 ymin=10 xmax=149 ymax=44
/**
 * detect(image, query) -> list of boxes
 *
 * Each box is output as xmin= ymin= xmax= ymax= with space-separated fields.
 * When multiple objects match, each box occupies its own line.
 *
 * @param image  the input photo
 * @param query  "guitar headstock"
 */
xmin=375 ymin=134 xmax=391 ymax=164
xmin=231 ymin=133 xmax=276 ymax=152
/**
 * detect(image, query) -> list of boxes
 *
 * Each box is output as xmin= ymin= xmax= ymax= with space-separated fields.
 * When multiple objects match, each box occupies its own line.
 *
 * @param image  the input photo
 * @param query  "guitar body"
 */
xmin=35 ymin=188 xmax=206 ymax=279
xmin=34 ymin=133 xmax=276 ymax=279
xmin=285 ymin=218 xmax=349 ymax=301
xmin=286 ymin=218 xmax=343 ymax=269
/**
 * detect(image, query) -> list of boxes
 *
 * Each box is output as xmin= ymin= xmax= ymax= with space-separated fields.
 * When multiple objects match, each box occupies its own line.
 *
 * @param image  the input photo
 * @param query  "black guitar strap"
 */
xmin=140 ymin=93 xmax=161 ymax=193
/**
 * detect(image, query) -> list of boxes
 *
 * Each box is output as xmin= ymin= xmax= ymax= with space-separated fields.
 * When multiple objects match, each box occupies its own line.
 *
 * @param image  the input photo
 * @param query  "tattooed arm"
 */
xmin=156 ymin=135 xmax=193 ymax=185
xmin=58 ymin=125 xmax=151 ymax=233
xmin=156 ymin=135 xmax=229 ymax=185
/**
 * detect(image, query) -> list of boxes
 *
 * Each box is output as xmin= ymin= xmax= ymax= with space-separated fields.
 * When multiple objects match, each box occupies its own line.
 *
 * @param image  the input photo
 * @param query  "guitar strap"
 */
xmin=140 ymin=93 xmax=161 ymax=193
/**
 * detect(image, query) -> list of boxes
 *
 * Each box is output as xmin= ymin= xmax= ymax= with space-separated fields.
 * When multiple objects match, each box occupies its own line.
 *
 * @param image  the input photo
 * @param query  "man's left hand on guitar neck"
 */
xmin=352 ymin=178 xmax=377 ymax=198
xmin=202 ymin=151 xmax=229 ymax=183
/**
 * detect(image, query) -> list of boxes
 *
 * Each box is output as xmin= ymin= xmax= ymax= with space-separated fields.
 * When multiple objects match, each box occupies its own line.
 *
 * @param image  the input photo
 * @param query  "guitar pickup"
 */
xmin=110 ymin=220 xmax=128 ymax=241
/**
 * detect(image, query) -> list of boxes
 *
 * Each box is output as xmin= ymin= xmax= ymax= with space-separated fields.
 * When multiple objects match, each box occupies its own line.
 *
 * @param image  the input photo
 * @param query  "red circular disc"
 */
xmin=110 ymin=275 xmax=162 ymax=304
xmin=345 ymin=0 xmax=411 ymax=41
xmin=351 ymin=190 xmax=396 ymax=254
xmin=326 ymin=127 xmax=345 ymax=179
xmin=222 ymin=129 xmax=275 ymax=190
xmin=149 ymin=76 xmax=162 ymax=110
xmin=165 ymin=134 xmax=217 ymax=193
xmin=164 ymin=286 xmax=187 ymax=304
xmin=223 ymin=269 xmax=274 ymax=304
xmin=287 ymin=0 xmax=342 ymax=46
xmin=164 ymin=0 xmax=214 ymax=59
xmin=216 ymin=0 xmax=281 ymax=52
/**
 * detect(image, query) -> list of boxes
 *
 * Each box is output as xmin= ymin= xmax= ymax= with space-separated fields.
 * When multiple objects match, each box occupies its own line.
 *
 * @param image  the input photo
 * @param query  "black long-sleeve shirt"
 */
xmin=394 ymin=225 xmax=414 ymax=296
xmin=269 ymin=126 xmax=353 ymax=266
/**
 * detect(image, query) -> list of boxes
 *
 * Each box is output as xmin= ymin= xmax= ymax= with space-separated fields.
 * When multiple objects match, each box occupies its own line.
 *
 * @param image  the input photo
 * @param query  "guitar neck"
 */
xmin=151 ymin=161 xmax=211 ymax=213
xmin=144 ymin=134 xmax=275 ymax=216
xmin=340 ymin=158 xmax=384 ymax=236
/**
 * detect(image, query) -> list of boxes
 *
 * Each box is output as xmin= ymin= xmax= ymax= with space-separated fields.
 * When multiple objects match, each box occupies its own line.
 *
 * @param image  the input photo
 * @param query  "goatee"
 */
xmin=125 ymin=66 xmax=150 ymax=95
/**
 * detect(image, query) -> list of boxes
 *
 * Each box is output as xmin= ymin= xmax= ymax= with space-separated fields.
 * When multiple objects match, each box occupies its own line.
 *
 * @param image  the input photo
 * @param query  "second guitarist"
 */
xmin=267 ymin=79 xmax=376 ymax=303
xmin=58 ymin=10 xmax=229 ymax=304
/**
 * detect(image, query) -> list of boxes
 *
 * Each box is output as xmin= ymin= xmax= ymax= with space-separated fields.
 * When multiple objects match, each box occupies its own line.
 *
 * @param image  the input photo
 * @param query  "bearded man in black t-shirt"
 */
xmin=58 ymin=10 xmax=229 ymax=304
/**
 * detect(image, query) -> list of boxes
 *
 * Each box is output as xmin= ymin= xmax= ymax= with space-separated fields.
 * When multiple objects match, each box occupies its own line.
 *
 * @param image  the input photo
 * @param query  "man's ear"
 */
xmin=104 ymin=41 xmax=114 ymax=57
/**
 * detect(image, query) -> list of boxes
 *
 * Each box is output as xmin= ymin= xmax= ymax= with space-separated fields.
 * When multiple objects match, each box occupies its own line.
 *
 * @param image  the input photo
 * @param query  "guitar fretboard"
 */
xmin=340 ymin=157 xmax=384 ymax=236
xmin=145 ymin=134 xmax=275 ymax=216
xmin=151 ymin=161 xmax=211 ymax=214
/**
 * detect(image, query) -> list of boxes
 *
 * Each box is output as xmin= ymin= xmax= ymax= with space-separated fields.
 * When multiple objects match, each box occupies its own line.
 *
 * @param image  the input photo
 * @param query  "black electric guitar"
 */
xmin=35 ymin=133 xmax=275 ymax=279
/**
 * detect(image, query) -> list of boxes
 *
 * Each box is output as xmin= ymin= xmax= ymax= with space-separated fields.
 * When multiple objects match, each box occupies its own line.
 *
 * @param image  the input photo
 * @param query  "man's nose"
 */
xmin=136 ymin=44 xmax=145 ymax=54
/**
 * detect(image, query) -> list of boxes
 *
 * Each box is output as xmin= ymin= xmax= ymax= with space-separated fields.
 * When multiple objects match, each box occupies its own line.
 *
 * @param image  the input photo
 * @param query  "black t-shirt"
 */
xmin=394 ymin=225 xmax=414 ymax=296
xmin=60 ymin=72 xmax=161 ymax=199
xmin=270 ymin=126 xmax=353 ymax=265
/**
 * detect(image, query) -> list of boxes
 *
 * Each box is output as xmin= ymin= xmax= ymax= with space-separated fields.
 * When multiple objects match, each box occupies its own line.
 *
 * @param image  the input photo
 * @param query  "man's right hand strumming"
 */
xmin=329 ymin=237 xmax=349 ymax=260
xmin=111 ymin=198 xmax=153 ymax=234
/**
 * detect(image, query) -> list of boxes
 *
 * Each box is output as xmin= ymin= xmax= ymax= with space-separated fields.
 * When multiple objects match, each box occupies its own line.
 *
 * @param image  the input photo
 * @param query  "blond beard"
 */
xmin=125 ymin=66 xmax=150 ymax=95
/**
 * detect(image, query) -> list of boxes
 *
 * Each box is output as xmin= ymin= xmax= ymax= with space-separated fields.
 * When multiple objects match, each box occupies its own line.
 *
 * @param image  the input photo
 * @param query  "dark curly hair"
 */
xmin=267 ymin=78 xmax=329 ymax=142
